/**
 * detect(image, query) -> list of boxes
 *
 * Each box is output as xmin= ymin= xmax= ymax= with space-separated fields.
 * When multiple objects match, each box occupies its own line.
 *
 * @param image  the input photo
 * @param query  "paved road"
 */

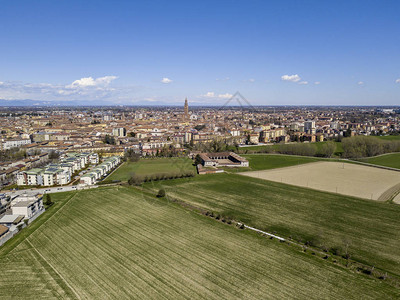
xmin=1 ymin=185 xmax=98 ymax=197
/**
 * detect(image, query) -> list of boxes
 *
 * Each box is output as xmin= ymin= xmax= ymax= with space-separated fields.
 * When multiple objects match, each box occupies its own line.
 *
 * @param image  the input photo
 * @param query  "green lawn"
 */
xmin=358 ymin=153 xmax=400 ymax=169
xmin=144 ymin=173 xmax=400 ymax=277
xmin=0 ymin=186 xmax=398 ymax=298
xmin=241 ymin=154 xmax=321 ymax=171
xmin=376 ymin=135 xmax=400 ymax=141
xmin=238 ymin=141 xmax=344 ymax=156
xmin=107 ymin=157 xmax=195 ymax=181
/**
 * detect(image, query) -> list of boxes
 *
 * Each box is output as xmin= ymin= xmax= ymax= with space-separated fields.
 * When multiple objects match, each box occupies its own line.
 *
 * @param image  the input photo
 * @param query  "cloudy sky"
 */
xmin=0 ymin=0 xmax=399 ymax=106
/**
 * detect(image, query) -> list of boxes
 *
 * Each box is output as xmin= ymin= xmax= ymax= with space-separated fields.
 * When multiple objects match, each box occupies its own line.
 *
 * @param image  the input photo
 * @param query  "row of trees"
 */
xmin=342 ymin=136 xmax=400 ymax=158
xmin=238 ymin=141 xmax=337 ymax=158
xmin=128 ymin=171 xmax=196 ymax=186
xmin=186 ymin=138 xmax=239 ymax=153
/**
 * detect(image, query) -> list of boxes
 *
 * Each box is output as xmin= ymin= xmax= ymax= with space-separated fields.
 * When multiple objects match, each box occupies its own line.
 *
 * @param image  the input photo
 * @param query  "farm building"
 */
xmin=198 ymin=152 xmax=249 ymax=167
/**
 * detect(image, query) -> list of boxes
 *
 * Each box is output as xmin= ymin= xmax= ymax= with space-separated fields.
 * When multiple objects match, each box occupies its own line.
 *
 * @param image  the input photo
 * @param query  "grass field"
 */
xmin=241 ymin=161 xmax=400 ymax=200
xmin=240 ymin=154 xmax=321 ymax=171
xmin=357 ymin=153 xmax=400 ymax=169
xmin=376 ymin=135 xmax=400 ymax=141
xmin=238 ymin=141 xmax=344 ymax=156
xmin=0 ymin=186 xmax=398 ymax=298
xmin=0 ymin=187 xmax=400 ymax=299
xmin=106 ymin=157 xmax=195 ymax=181
xmin=145 ymin=173 xmax=400 ymax=277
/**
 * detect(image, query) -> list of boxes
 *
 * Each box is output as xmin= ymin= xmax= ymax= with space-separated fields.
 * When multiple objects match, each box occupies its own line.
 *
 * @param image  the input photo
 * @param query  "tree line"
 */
xmin=238 ymin=142 xmax=337 ymax=158
xmin=128 ymin=171 xmax=196 ymax=186
xmin=341 ymin=136 xmax=400 ymax=158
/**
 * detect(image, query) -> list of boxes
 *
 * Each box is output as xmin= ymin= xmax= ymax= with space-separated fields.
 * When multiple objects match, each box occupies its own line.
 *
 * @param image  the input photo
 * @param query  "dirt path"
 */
xmin=377 ymin=183 xmax=400 ymax=202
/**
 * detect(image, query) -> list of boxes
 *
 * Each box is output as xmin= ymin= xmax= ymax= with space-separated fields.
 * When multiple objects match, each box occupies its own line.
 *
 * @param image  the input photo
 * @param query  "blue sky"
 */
xmin=0 ymin=0 xmax=399 ymax=105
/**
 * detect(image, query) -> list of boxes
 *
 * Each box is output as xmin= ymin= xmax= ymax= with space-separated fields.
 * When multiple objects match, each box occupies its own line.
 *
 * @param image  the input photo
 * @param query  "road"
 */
xmin=1 ymin=185 xmax=98 ymax=197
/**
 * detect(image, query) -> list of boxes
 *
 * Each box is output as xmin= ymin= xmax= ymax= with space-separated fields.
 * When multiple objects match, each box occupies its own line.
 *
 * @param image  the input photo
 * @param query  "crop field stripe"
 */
xmin=28 ymin=189 xmax=234 ymax=298
xmin=26 ymin=238 xmax=80 ymax=299
xmin=29 ymin=211 xmax=153 ymax=298
xmin=73 ymin=188 xmax=254 ymax=297
xmin=2 ymin=186 xmax=399 ymax=298
xmin=146 ymin=174 xmax=400 ymax=277
xmin=66 ymin=188 xmax=344 ymax=298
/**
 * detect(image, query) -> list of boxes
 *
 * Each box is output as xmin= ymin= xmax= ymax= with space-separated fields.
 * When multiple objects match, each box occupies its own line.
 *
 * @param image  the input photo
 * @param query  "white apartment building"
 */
xmin=1 ymin=138 xmax=31 ymax=150
xmin=11 ymin=194 xmax=44 ymax=219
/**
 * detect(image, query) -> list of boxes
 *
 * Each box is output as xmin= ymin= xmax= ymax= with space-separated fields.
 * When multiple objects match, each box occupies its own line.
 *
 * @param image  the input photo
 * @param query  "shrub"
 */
xmin=329 ymin=246 xmax=342 ymax=256
xmin=157 ymin=189 xmax=166 ymax=198
xmin=44 ymin=194 xmax=53 ymax=206
xmin=128 ymin=175 xmax=144 ymax=186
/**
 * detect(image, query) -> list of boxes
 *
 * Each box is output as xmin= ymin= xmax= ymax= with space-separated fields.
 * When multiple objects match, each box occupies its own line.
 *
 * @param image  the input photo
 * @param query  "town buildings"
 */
xmin=0 ymin=102 xmax=399 ymax=188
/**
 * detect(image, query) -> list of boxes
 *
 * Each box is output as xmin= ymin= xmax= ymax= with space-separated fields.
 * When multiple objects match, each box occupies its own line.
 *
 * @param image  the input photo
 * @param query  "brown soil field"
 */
xmin=241 ymin=161 xmax=400 ymax=201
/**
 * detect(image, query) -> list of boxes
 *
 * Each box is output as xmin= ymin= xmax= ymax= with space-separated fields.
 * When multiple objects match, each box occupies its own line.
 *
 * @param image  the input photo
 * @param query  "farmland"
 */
xmin=238 ymin=141 xmax=344 ymax=156
xmin=145 ymin=173 xmax=400 ymax=277
xmin=106 ymin=157 xmax=195 ymax=181
xmin=357 ymin=153 xmax=400 ymax=170
xmin=240 ymin=154 xmax=321 ymax=171
xmin=241 ymin=161 xmax=400 ymax=200
xmin=1 ymin=186 xmax=399 ymax=298
xmin=376 ymin=135 xmax=400 ymax=141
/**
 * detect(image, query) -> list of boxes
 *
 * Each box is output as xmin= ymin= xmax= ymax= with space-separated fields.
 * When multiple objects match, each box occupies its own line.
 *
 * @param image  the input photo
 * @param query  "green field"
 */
xmin=107 ymin=157 xmax=195 ymax=181
xmin=238 ymin=141 xmax=344 ymax=156
xmin=376 ymin=135 xmax=400 ymax=141
xmin=145 ymin=173 xmax=400 ymax=277
xmin=358 ymin=153 xmax=400 ymax=169
xmin=0 ymin=186 xmax=398 ymax=298
xmin=241 ymin=154 xmax=321 ymax=171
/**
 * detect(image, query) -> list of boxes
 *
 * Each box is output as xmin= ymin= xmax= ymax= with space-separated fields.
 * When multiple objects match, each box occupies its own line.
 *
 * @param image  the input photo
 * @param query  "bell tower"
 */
xmin=184 ymin=98 xmax=189 ymax=119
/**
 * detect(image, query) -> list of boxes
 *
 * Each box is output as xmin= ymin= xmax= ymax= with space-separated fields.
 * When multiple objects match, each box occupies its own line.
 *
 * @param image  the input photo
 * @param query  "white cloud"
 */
xmin=216 ymin=77 xmax=230 ymax=81
xmin=66 ymin=76 xmax=117 ymax=89
xmin=358 ymin=81 xmax=364 ymax=85
xmin=161 ymin=77 xmax=172 ymax=84
xmin=202 ymin=92 xmax=215 ymax=98
xmin=281 ymin=74 xmax=301 ymax=82
xmin=314 ymin=81 xmax=320 ymax=85
xmin=218 ymin=93 xmax=233 ymax=99
xmin=0 ymin=76 xmax=121 ymax=101
xmin=395 ymin=78 xmax=400 ymax=83
xmin=247 ymin=78 xmax=255 ymax=83
xmin=200 ymin=92 xmax=233 ymax=99
xmin=298 ymin=81 xmax=308 ymax=85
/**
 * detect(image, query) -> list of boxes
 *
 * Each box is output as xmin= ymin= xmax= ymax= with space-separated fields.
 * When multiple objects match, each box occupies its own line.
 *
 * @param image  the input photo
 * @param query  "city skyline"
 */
xmin=0 ymin=0 xmax=399 ymax=106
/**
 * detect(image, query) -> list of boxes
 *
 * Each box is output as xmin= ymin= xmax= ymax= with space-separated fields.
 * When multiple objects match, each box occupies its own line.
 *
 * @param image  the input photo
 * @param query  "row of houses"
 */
xmin=80 ymin=156 xmax=121 ymax=185
xmin=16 ymin=152 xmax=99 ymax=186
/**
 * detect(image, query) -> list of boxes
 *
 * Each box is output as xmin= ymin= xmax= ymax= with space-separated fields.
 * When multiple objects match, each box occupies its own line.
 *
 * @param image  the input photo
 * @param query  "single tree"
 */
xmin=157 ymin=188 xmax=166 ymax=198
